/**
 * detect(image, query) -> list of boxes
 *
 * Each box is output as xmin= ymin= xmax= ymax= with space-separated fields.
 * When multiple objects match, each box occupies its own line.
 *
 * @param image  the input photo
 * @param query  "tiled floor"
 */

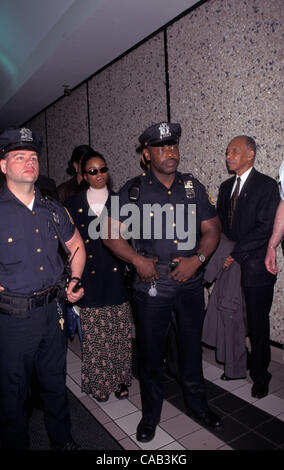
xmin=67 ymin=337 xmax=284 ymax=450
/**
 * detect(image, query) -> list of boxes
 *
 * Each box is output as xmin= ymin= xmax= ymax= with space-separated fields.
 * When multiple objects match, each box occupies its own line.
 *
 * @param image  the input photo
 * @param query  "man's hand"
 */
xmin=168 ymin=256 xmax=200 ymax=282
xmin=133 ymin=254 xmax=159 ymax=282
xmin=0 ymin=286 xmax=4 ymax=292
xmin=66 ymin=279 xmax=84 ymax=303
xmin=223 ymin=255 xmax=234 ymax=269
xmin=265 ymin=247 xmax=278 ymax=274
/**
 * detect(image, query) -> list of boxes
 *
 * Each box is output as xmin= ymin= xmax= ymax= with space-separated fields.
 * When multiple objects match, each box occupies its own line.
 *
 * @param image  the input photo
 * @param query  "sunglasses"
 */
xmin=85 ymin=166 xmax=108 ymax=176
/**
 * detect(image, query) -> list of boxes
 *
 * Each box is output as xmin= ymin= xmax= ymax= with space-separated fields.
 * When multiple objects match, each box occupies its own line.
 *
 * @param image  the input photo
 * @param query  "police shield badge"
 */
xmin=184 ymin=180 xmax=195 ymax=199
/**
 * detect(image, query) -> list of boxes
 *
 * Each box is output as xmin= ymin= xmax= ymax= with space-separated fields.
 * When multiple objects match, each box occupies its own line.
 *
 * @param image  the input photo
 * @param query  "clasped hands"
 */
xmin=133 ymin=254 xmax=201 ymax=283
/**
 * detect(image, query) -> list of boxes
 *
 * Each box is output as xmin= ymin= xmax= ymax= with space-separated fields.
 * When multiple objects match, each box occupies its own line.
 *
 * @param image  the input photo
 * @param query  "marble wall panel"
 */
xmin=88 ymin=32 xmax=167 ymax=191
xmin=167 ymin=0 xmax=283 ymax=342
xmin=46 ymin=84 xmax=89 ymax=186
xmin=21 ymin=0 xmax=283 ymax=344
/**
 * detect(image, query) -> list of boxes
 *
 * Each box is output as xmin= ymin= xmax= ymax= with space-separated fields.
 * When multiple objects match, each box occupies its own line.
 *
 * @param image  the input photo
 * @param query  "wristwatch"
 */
xmin=195 ymin=252 xmax=206 ymax=263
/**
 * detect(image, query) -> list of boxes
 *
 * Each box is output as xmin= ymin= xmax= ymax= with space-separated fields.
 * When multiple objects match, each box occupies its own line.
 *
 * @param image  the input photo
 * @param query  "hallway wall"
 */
xmin=25 ymin=0 xmax=283 ymax=344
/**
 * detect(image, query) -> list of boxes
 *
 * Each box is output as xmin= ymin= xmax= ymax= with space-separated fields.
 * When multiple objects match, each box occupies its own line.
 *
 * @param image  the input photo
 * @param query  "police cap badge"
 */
xmin=0 ymin=128 xmax=43 ymax=158
xmin=139 ymin=122 xmax=181 ymax=147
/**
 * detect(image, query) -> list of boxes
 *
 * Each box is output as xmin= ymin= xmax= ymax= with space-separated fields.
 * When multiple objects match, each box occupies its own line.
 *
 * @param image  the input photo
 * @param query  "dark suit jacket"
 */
xmin=217 ymin=168 xmax=280 ymax=287
xmin=65 ymin=189 xmax=129 ymax=308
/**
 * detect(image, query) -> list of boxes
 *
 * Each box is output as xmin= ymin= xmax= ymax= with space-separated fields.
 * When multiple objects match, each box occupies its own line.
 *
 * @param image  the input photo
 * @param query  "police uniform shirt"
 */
xmin=0 ymin=184 xmax=75 ymax=294
xmin=113 ymin=170 xmax=216 ymax=261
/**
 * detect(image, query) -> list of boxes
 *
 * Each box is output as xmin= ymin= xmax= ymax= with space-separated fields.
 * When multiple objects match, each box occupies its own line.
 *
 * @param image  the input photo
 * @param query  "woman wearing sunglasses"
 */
xmin=65 ymin=151 xmax=132 ymax=402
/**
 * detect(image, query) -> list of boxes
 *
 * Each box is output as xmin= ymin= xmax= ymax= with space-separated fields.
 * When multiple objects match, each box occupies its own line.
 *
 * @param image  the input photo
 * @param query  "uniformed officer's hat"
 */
xmin=0 ymin=128 xmax=43 ymax=158
xmin=139 ymin=122 xmax=181 ymax=147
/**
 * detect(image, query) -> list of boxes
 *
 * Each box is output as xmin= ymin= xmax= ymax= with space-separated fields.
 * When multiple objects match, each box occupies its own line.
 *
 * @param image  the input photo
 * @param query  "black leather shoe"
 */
xmin=251 ymin=373 xmax=272 ymax=399
xmin=187 ymin=408 xmax=223 ymax=429
xmin=221 ymin=373 xmax=246 ymax=381
xmin=136 ymin=419 xmax=156 ymax=442
xmin=251 ymin=382 xmax=269 ymax=399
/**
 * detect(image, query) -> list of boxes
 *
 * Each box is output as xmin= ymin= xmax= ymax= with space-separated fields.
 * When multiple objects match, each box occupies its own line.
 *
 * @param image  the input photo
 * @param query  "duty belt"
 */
xmin=0 ymin=286 xmax=59 ymax=318
xmin=134 ymin=261 xmax=203 ymax=279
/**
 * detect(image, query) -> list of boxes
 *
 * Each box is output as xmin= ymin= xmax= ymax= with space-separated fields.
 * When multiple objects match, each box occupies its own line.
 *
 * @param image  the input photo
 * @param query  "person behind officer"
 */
xmin=0 ymin=128 xmax=86 ymax=450
xmin=265 ymin=159 xmax=284 ymax=275
xmin=57 ymin=144 xmax=94 ymax=204
xmin=103 ymin=122 xmax=223 ymax=442
xmin=217 ymin=136 xmax=279 ymax=398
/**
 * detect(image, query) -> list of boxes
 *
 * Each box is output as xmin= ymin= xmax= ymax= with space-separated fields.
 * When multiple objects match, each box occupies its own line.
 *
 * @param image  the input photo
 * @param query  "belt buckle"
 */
xmin=32 ymin=287 xmax=50 ymax=297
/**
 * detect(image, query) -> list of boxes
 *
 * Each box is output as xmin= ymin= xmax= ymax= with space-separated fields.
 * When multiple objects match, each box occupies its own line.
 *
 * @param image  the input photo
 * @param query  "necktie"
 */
xmin=229 ymin=176 xmax=241 ymax=228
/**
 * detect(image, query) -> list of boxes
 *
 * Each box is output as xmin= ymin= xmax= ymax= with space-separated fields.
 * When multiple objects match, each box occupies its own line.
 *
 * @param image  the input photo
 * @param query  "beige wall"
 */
xmin=25 ymin=0 xmax=283 ymax=344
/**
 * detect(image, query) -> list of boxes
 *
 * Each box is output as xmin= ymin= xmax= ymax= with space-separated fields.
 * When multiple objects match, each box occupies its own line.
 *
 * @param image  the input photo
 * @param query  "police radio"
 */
xmin=128 ymin=177 xmax=141 ymax=202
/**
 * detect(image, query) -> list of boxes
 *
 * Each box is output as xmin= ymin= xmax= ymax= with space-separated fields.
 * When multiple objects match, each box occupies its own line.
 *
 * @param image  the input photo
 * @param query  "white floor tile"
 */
xmin=115 ymin=410 xmax=142 ymax=435
xmin=100 ymin=398 xmax=139 ymax=420
xmin=104 ymin=421 xmax=128 ymax=441
xmin=159 ymin=441 xmax=186 ymax=450
xmin=130 ymin=426 xmax=174 ymax=450
xmin=128 ymin=393 xmax=142 ymax=409
xmin=180 ymin=427 xmax=225 ymax=450
xmin=88 ymin=406 xmax=112 ymax=424
xmin=269 ymin=376 xmax=284 ymax=394
xmin=66 ymin=376 xmax=86 ymax=398
xmin=118 ymin=437 xmax=141 ymax=450
xmin=94 ymin=392 xmax=118 ymax=406
xmin=160 ymin=401 xmax=182 ymax=421
xmin=79 ymin=395 xmax=98 ymax=411
xmin=253 ymin=394 xmax=284 ymax=416
xmin=128 ymin=378 xmax=140 ymax=396
xmin=69 ymin=369 xmax=81 ymax=385
xmin=66 ymin=360 xmax=81 ymax=374
xmin=64 ymin=345 xmax=284 ymax=452
xmin=203 ymin=364 xmax=223 ymax=381
xmin=202 ymin=360 xmax=211 ymax=369
xmin=160 ymin=413 xmax=201 ymax=439
xmin=66 ymin=349 xmax=80 ymax=364
xmin=231 ymin=383 xmax=258 ymax=403
xmin=219 ymin=444 xmax=233 ymax=450
xmin=201 ymin=347 xmax=216 ymax=364
xmin=213 ymin=377 xmax=248 ymax=392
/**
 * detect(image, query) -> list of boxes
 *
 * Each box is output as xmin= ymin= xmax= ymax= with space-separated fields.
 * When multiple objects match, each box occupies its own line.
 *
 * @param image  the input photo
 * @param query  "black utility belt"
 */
xmin=0 ymin=286 xmax=58 ymax=318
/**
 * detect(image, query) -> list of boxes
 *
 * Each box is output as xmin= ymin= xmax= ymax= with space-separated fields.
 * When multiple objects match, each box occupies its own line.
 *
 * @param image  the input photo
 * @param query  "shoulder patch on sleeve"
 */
xmin=64 ymin=207 xmax=74 ymax=224
xmin=206 ymin=189 xmax=215 ymax=206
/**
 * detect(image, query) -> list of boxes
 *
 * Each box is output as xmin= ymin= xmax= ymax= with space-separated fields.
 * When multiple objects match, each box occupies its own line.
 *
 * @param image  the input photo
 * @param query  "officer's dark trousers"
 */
xmin=133 ymin=275 xmax=208 ymax=426
xmin=243 ymin=285 xmax=274 ymax=385
xmin=0 ymin=300 xmax=70 ymax=450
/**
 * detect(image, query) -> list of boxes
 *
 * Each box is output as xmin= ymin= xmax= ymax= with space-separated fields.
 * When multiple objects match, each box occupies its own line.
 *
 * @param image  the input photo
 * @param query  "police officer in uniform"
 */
xmin=103 ymin=122 xmax=223 ymax=442
xmin=0 ymin=128 xmax=86 ymax=450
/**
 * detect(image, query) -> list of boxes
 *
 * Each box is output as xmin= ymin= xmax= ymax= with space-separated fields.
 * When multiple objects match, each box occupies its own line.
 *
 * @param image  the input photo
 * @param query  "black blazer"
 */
xmin=65 ymin=190 xmax=129 ymax=308
xmin=217 ymin=168 xmax=280 ymax=287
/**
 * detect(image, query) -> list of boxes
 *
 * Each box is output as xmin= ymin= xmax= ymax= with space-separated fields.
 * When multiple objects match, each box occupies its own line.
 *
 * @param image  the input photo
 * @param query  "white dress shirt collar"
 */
xmin=231 ymin=167 xmax=253 ymax=196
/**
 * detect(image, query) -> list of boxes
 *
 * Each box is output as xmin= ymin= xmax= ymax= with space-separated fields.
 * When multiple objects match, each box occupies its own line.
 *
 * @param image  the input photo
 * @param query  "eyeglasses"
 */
xmin=85 ymin=166 xmax=108 ymax=176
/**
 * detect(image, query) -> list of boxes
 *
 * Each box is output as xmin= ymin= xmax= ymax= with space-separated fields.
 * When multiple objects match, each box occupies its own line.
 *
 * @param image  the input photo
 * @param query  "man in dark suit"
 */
xmin=217 ymin=135 xmax=280 ymax=399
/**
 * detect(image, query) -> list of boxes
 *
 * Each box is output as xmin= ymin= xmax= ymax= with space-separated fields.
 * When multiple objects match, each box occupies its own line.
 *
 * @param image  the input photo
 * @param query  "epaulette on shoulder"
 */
xmin=40 ymin=193 xmax=53 ymax=204
xmin=181 ymin=172 xmax=195 ymax=181
xmin=41 ymin=193 xmax=53 ymax=202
